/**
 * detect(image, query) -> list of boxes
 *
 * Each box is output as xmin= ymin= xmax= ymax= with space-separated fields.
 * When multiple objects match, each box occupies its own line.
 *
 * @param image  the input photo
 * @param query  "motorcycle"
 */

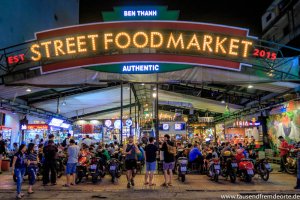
xmin=75 ymin=154 xmax=89 ymax=184
xmin=221 ymin=156 xmax=238 ymax=183
xmin=176 ymin=157 xmax=188 ymax=182
xmin=254 ymin=158 xmax=272 ymax=181
xmin=56 ymin=157 xmax=66 ymax=178
xmin=107 ymin=158 xmax=122 ymax=183
xmin=207 ymin=157 xmax=221 ymax=182
xmin=285 ymin=151 xmax=297 ymax=174
xmin=89 ymin=157 xmax=106 ymax=184
xmin=238 ymin=158 xmax=254 ymax=182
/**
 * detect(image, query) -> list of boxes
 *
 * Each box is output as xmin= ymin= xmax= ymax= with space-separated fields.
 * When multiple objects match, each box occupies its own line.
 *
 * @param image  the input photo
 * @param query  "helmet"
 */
xmin=223 ymin=151 xmax=231 ymax=157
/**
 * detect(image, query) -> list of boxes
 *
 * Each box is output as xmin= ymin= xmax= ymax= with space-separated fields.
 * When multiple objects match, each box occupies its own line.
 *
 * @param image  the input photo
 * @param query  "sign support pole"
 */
xmin=120 ymin=81 xmax=123 ymax=144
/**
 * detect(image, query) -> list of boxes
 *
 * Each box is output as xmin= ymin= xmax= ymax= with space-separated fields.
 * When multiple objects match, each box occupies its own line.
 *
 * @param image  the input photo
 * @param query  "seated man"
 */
xmin=189 ymin=144 xmax=203 ymax=172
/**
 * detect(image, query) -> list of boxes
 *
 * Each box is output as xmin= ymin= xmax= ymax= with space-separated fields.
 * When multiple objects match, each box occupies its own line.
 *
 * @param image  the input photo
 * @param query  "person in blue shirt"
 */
xmin=189 ymin=143 xmax=203 ymax=173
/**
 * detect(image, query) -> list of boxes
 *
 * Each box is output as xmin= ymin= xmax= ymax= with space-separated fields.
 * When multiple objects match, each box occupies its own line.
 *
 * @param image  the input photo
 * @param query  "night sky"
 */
xmin=79 ymin=0 xmax=274 ymax=37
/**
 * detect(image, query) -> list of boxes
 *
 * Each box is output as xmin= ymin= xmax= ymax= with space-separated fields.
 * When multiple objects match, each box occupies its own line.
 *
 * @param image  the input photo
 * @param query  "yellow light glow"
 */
xmin=133 ymin=32 xmax=149 ymax=48
xmin=66 ymin=37 xmax=76 ymax=54
xmin=40 ymin=41 xmax=52 ymax=58
xmin=87 ymin=34 xmax=98 ymax=51
xmin=115 ymin=32 xmax=131 ymax=49
xmin=30 ymin=44 xmax=41 ymax=61
xmin=241 ymin=40 xmax=253 ymax=57
xmin=202 ymin=35 xmax=213 ymax=52
xmin=150 ymin=32 xmax=163 ymax=48
xmin=104 ymin=33 xmax=113 ymax=50
xmin=53 ymin=40 xmax=65 ymax=56
xmin=167 ymin=33 xmax=184 ymax=49
xmin=77 ymin=36 xmax=87 ymax=52
xmin=229 ymin=38 xmax=240 ymax=56
xmin=215 ymin=36 xmax=227 ymax=54
xmin=186 ymin=34 xmax=201 ymax=50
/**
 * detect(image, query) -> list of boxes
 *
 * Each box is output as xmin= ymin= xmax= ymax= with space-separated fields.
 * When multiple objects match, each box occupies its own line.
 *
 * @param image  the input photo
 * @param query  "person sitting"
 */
xmin=188 ymin=143 xmax=203 ymax=172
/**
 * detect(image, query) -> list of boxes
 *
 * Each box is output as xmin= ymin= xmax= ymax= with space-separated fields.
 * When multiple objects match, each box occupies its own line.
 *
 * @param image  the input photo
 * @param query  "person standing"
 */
xmin=124 ymin=136 xmax=140 ymax=188
xmin=144 ymin=137 xmax=158 ymax=186
xmin=0 ymin=133 xmax=6 ymax=174
xmin=278 ymin=136 xmax=289 ymax=172
xmin=26 ymin=143 xmax=39 ymax=194
xmin=44 ymin=134 xmax=54 ymax=147
xmin=293 ymin=141 xmax=300 ymax=189
xmin=62 ymin=134 xmax=72 ymax=148
xmin=33 ymin=134 xmax=40 ymax=145
xmin=43 ymin=140 xmax=58 ymax=186
xmin=12 ymin=144 xmax=27 ymax=199
xmin=161 ymin=134 xmax=175 ymax=187
xmin=82 ymin=135 xmax=92 ymax=147
xmin=63 ymin=139 xmax=80 ymax=187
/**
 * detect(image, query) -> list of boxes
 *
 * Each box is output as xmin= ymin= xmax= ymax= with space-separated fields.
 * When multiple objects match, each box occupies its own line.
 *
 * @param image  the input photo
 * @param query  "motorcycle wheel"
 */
xmin=181 ymin=175 xmax=186 ymax=182
xmin=285 ymin=164 xmax=297 ymax=174
xmin=91 ymin=175 xmax=98 ymax=184
xmin=214 ymin=173 xmax=219 ymax=182
xmin=229 ymin=173 xmax=236 ymax=183
xmin=260 ymin=171 xmax=269 ymax=181
xmin=76 ymin=172 xmax=83 ymax=184
xmin=244 ymin=173 xmax=252 ymax=182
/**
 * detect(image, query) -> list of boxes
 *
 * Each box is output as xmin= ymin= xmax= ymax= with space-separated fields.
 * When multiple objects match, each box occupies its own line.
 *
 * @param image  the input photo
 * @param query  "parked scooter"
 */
xmin=89 ymin=157 xmax=106 ymax=184
xmin=107 ymin=158 xmax=122 ymax=183
xmin=285 ymin=150 xmax=297 ymax=174
xmin=176 ymin=157 xmax=188 ymax=182
xmin=221 ymin=155 xmax=238 ymax=183
xmin=207 ymin=157 xmax=221 ymax=182
xmin=76 ymin=154 xmax=89 ymax=184
xmin=254 ymin=158 xmax=272 ymax=181
xmin=238 ymin=158 xmax=255 ymax=182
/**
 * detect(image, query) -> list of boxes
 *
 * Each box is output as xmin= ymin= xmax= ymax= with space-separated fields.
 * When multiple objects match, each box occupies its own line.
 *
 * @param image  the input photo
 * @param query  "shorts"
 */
xmin=146 ymin=161 xmax=156 ymax=171
xmin=125 ymin=159 xmax=137 ymax=170
xmin=66 ymin=163 xmax=77 ymax=175
xmin=163 ymin=161 xmax=175 ymax=171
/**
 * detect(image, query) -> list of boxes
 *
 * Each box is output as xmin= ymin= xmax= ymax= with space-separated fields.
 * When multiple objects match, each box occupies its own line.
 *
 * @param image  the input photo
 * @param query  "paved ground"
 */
xmin=0 ymin=164 xmax=299 ymax=199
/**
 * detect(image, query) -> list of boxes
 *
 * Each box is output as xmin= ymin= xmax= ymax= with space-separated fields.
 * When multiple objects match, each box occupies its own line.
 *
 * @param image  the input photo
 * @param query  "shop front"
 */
xmin=224 ymin=118 xmax=263 ymax=148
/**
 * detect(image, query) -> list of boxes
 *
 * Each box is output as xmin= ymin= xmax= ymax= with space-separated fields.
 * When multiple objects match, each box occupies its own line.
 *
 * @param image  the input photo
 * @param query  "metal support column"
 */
xmin=155 ymin=82 xmax=159 ymax=143
xmin=135 ymin=97 xmax=137 ymax=136
xmin=120 ymin=81 xmax=123 ymax=144
xmin=129 ymin=83 xmax=132 ymax=136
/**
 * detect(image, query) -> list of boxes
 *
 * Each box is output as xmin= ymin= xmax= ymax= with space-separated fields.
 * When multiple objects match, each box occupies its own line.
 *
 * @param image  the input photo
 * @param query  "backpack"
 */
xmin=166 ymin=142 xmax=176 ymax=155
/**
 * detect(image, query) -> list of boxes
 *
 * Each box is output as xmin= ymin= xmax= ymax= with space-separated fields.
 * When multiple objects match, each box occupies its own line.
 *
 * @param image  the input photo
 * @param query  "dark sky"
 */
xmin=79 ymin=0 xmax=274 ymax=37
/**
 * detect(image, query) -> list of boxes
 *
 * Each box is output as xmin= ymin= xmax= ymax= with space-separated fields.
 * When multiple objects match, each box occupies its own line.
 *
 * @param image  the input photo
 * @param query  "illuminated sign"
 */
xmin=10 ymin=21 xmax=278 ymax=74
xmin=126 ymin=119 xmax=133 ymax=127
xmin=105 ymin=120 xmax=112 ymax=127
xmin=232 ymin=120 xmax=260 ymax=127
xmin=27 ymin=124 xmax=49 ymax=130
xmin=7 ymin=54 xmax=25 ymax=65
xmin=102 ymin=6 xmax=179 ymax=21
xmin=122 ymin=64 xmax=159 ymax=72
xmin=123 ymin=10 xmax=157 ymax=17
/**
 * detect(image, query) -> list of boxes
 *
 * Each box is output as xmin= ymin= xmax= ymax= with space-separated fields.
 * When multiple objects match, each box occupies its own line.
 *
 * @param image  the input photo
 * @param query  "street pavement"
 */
xmin=0 ymin=164 xmax=299 ymax=199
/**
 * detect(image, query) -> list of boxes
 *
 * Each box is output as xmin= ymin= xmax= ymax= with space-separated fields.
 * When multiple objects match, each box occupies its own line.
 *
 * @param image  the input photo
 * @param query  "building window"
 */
xmin=266 ymin=13 xmax=272 ymax=22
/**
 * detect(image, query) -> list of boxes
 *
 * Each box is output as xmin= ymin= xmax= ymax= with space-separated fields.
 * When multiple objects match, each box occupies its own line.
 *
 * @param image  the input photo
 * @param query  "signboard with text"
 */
xmin=5 ymin=21 xmax=280 ymax=75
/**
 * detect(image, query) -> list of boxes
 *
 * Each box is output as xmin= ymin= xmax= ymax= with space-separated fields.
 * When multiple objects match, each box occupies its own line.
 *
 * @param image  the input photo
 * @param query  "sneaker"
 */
xmin=131 ymin=179 xmax=135 ymax=186
xmin=16 ymin=194 xmax=22 ymax=199
xmin=127 ymin=182 xmax=131 ymax=188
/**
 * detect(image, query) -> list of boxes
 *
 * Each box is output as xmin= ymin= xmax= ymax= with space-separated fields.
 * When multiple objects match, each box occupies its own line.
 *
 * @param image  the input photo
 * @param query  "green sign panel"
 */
xmin=102 ymin=6 xmax=179 ymax=21
xmin=86 ymin=63 xmax=193 ymax=74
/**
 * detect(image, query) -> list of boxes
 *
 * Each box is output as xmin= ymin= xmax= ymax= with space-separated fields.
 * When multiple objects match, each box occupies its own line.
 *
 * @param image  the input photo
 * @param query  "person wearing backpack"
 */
xmin=161 ymin=134 xmax=175 ymax=187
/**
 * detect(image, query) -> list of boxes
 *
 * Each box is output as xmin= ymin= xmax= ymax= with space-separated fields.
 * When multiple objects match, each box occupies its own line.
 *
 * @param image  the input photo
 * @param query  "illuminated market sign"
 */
xmin=12 ymin=21 xmax=278 ymax=74
xmin=102 ymin=6 xmax=179 ymax=21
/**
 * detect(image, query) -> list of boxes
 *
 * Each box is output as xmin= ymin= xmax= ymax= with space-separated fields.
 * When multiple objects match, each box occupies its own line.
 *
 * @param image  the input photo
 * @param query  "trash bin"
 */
xmin=1 ymin=159 xmax=10 ymax=171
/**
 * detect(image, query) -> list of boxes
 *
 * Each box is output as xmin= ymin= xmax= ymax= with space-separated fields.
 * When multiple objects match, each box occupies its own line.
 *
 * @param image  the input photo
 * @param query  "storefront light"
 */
xmin=152 ymin=92 xmax=157 ymax=98
xmin=26 ymin=88 xmax=32 ymax=92
xmin=248 ymin=85 xmax=253 ymax=89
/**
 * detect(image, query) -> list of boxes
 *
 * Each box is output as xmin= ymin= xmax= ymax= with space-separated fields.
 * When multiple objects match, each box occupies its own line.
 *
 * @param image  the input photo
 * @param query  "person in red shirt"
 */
xmin=278 ymin=136 xmax=289 ymax=172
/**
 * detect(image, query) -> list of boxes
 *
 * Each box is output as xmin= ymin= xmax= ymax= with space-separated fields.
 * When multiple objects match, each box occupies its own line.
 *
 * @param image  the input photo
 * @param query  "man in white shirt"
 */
xmin=82 ymin=135 xmax=92 ymax=147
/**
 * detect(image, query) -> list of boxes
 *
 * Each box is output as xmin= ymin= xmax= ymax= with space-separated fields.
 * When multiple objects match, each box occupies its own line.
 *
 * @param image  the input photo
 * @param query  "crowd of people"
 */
xmin=1 ymin=132 xmax=300 ymax=198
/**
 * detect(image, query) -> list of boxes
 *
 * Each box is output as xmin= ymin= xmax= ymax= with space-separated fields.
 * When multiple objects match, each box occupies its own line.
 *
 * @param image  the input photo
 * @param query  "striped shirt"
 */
xmin=26 ymin=152 xmax=38 ymax=166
